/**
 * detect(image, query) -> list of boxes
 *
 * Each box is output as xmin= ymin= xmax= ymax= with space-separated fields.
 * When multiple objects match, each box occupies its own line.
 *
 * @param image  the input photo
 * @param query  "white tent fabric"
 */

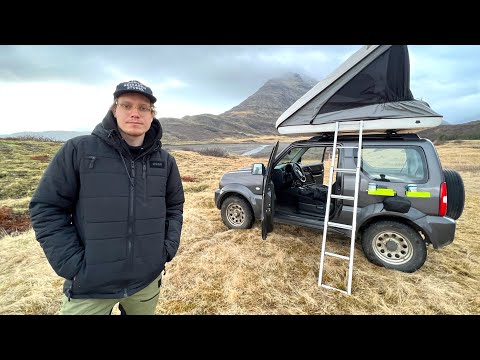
xmin=276 ymin=45 xmax=443 ymax=134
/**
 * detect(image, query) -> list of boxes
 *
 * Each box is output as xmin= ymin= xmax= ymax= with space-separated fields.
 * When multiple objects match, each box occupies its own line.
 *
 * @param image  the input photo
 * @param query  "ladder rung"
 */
xmin=331 ymin=194 xmax=354 ymax=201
xmin=325 ymin=251 xmax=350 ymax=260
xmin=334 ymin=168 xmax=356 ymax=174
xmin=328 ymin=222 xmax=353 ymax=230
xmin=320 ymin=284 xmax=348 ymax=295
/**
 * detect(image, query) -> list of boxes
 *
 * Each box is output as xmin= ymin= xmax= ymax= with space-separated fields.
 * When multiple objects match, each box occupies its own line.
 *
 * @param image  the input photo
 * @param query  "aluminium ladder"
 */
xmin=318 ymin=120 xmax=364 ymax=295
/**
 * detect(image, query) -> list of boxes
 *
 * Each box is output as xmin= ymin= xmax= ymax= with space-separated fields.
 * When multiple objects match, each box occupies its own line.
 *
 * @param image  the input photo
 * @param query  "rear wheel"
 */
xmin=443 ymin=169 xmax=465 ymax=220
xmin=361 ymin=220 xmax=427 ymax=273
xmin=221 ymin=196 xmax=254 ymax=229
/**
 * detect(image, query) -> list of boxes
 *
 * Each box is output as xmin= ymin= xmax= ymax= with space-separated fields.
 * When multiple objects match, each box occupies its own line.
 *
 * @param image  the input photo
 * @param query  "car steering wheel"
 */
xmin=292 ymin=163 xmax=306 ymax=183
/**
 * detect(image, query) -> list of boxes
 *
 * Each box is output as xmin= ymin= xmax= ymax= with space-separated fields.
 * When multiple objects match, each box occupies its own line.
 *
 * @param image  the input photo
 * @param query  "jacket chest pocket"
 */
xmin=80 ymin=155 xmax=126 ymax=173
xmin=145 ymin=158 xmax=168 ymax=197
xmin=80 ymin=155 xmax=130 ymax=198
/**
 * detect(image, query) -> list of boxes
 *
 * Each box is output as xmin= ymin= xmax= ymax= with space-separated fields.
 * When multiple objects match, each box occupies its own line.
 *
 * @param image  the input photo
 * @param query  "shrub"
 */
xmin=8 ymin=135 xmax=62 ymax=143
xmin=181 ymin=175 xmax=196 ymax=182
xmin=197 ymin=147 xmax=229 ymax=158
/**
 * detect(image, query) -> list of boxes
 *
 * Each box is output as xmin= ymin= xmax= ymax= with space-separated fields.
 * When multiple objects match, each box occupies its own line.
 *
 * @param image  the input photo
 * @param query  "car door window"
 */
xmin=360 ymin=146 xmax=428 ymax=183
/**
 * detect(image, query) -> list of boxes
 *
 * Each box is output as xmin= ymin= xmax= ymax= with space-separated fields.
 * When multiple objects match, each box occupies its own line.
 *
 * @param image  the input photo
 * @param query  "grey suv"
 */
xmin=214 ymin=132 xmax=465 ymax=273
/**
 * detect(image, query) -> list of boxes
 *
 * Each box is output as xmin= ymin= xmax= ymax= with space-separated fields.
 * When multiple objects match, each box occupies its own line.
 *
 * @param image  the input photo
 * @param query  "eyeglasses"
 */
xmin=116 ymin=102 xmax=152 ymax=114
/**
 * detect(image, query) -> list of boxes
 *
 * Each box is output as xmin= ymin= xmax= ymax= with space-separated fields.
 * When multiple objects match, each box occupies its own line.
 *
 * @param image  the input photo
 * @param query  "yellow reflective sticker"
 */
xmin=367 ymin=188 xmax=396 ymax=196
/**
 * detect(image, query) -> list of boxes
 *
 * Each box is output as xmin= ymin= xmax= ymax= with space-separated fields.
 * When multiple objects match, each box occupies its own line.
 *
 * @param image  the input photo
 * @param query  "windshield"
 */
xmin=276 ymin=147 xmax=304 ymax=167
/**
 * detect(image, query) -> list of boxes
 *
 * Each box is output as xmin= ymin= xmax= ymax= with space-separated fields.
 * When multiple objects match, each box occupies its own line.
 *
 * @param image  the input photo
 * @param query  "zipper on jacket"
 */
xmin=118 ymin=152 xmax=135 ymax=187
xmin=88 ymin=156 xmax=96 ymax=169
xmin=142 ymin=157 xmax=147 ymax=202
xmin=127 ymin=160 xmax=136 ymax=271
xmin=131 ymin=160 xmax=136 ymax=178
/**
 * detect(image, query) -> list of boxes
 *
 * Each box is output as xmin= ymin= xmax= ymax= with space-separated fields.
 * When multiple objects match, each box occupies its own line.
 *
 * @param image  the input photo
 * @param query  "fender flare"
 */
xmin=356 ymin=203 xmax=426 ymax=234
xmin=216 ymin=184 xmax=260 ymax=218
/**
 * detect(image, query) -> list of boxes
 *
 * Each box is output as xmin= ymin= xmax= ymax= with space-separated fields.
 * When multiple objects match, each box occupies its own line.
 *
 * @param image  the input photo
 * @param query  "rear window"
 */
xmin=359 ymin=146 xmax=428 ymax=183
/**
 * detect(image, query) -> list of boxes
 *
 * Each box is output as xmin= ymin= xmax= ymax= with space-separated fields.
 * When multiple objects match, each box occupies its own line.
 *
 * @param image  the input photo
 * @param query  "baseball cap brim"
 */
xmin=114 ymin=89 xmax=157 ymax=104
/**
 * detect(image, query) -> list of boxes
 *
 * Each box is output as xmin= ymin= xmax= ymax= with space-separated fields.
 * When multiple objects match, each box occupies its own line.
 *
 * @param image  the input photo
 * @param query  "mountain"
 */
xmin=159 ymin=73 xmax=318 ymax=142
xmin=222 ymin=73 xmax=318 ymax=130
xmin=417 ymin=120 xmax=480 ymax=141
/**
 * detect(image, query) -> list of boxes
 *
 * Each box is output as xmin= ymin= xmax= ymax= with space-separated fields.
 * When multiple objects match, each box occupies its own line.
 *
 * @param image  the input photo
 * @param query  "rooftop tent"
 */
xmin=276 ymin=45 xmax=443 ymax=135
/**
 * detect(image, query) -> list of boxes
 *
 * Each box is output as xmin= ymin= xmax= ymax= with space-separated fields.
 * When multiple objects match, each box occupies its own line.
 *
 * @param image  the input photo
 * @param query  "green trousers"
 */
xmin=59 ymin=273 xmax=162 ymax=315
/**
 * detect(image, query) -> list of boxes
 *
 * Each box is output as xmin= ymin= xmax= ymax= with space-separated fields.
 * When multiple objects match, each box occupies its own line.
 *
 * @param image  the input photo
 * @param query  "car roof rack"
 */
xmin=307 ymin=130 xmax=420 ymax=142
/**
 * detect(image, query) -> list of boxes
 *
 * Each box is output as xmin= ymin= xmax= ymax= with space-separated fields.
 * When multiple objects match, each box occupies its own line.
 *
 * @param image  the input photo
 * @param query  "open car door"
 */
xmin=261 ymin=141 xmax=279 ymax=240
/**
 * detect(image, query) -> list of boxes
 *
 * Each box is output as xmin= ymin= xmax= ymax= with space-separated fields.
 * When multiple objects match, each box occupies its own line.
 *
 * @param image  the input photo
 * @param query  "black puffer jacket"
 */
xmin=29 ymin=111 xmax=184 ymax=299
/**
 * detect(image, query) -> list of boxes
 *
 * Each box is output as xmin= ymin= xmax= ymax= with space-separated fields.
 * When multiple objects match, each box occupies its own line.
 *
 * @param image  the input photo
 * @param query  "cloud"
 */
xmin=0 ymin=81 xmax=111 ymax=133
xmin=408 ymin=45 xmax=480 ymax=123
xmin=0 ymin=45 xmax=479 ymax=133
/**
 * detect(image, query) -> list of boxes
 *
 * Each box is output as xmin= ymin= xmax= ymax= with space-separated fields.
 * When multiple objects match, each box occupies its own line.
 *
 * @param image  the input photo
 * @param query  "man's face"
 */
xmin=113 ymin=93 xmax=154 ymax=139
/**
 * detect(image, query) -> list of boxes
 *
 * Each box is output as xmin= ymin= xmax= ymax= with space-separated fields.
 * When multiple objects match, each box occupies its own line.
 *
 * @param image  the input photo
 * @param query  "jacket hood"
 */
xmin=92 ymin=110 xmax=163 ymax=151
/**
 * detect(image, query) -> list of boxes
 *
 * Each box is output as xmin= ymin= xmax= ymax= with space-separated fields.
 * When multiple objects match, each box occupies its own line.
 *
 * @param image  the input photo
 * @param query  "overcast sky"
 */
xmin=1 ymin=45 xmax=479 ymax=134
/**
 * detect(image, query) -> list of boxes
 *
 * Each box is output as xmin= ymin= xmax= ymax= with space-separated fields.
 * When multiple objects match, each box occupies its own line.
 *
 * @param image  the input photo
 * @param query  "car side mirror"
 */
xmin=252 ymin=163 xmax=265 ymax=175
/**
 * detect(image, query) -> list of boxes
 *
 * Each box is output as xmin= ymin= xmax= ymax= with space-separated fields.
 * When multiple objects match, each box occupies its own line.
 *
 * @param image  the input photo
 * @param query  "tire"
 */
xmin=361 ymin=220 xmax=427 ymax=273
xmin=221 ymin=196 xmax=254 ymax=229
xmin=443 ymin=169 xmax=465 ymax=220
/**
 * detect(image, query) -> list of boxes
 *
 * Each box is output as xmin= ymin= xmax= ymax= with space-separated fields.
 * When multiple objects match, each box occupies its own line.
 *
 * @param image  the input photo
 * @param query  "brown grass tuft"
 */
xmin=0 ymin=206 xmax=30 ymax=236
xmin=30 ymin=155 xmax=50 ymax=162
xmin=181 ymin=175 xmax=197 ymax=182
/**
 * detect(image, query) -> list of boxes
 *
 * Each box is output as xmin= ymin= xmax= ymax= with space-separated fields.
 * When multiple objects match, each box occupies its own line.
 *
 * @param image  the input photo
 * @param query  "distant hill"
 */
xmin=0 ymin=131 xmax=89 ymax=142
xmin=417 ymin=120 xmax=480 ymax=141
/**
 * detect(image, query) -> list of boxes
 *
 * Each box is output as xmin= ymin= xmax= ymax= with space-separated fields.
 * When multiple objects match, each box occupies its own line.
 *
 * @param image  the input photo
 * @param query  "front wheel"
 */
xmin=361 ymin=220 xmax=427 ymax=273
xmin=221 ymin=196 xmax=254 ymax=229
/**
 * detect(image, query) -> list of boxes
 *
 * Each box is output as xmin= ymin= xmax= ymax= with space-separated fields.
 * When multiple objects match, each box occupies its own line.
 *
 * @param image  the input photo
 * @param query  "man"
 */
xmin=29 ymin=80 xmax=184 ymax=315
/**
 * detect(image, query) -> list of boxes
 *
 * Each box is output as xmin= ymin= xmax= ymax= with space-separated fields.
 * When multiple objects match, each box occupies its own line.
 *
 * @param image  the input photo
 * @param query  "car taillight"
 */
xmin=439 ymin=181 xmax=447 ymax=217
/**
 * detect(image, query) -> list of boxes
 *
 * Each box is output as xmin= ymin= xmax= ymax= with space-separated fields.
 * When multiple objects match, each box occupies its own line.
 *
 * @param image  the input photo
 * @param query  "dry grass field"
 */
xmin=0 ymin=138 xmax=479 ymax=314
